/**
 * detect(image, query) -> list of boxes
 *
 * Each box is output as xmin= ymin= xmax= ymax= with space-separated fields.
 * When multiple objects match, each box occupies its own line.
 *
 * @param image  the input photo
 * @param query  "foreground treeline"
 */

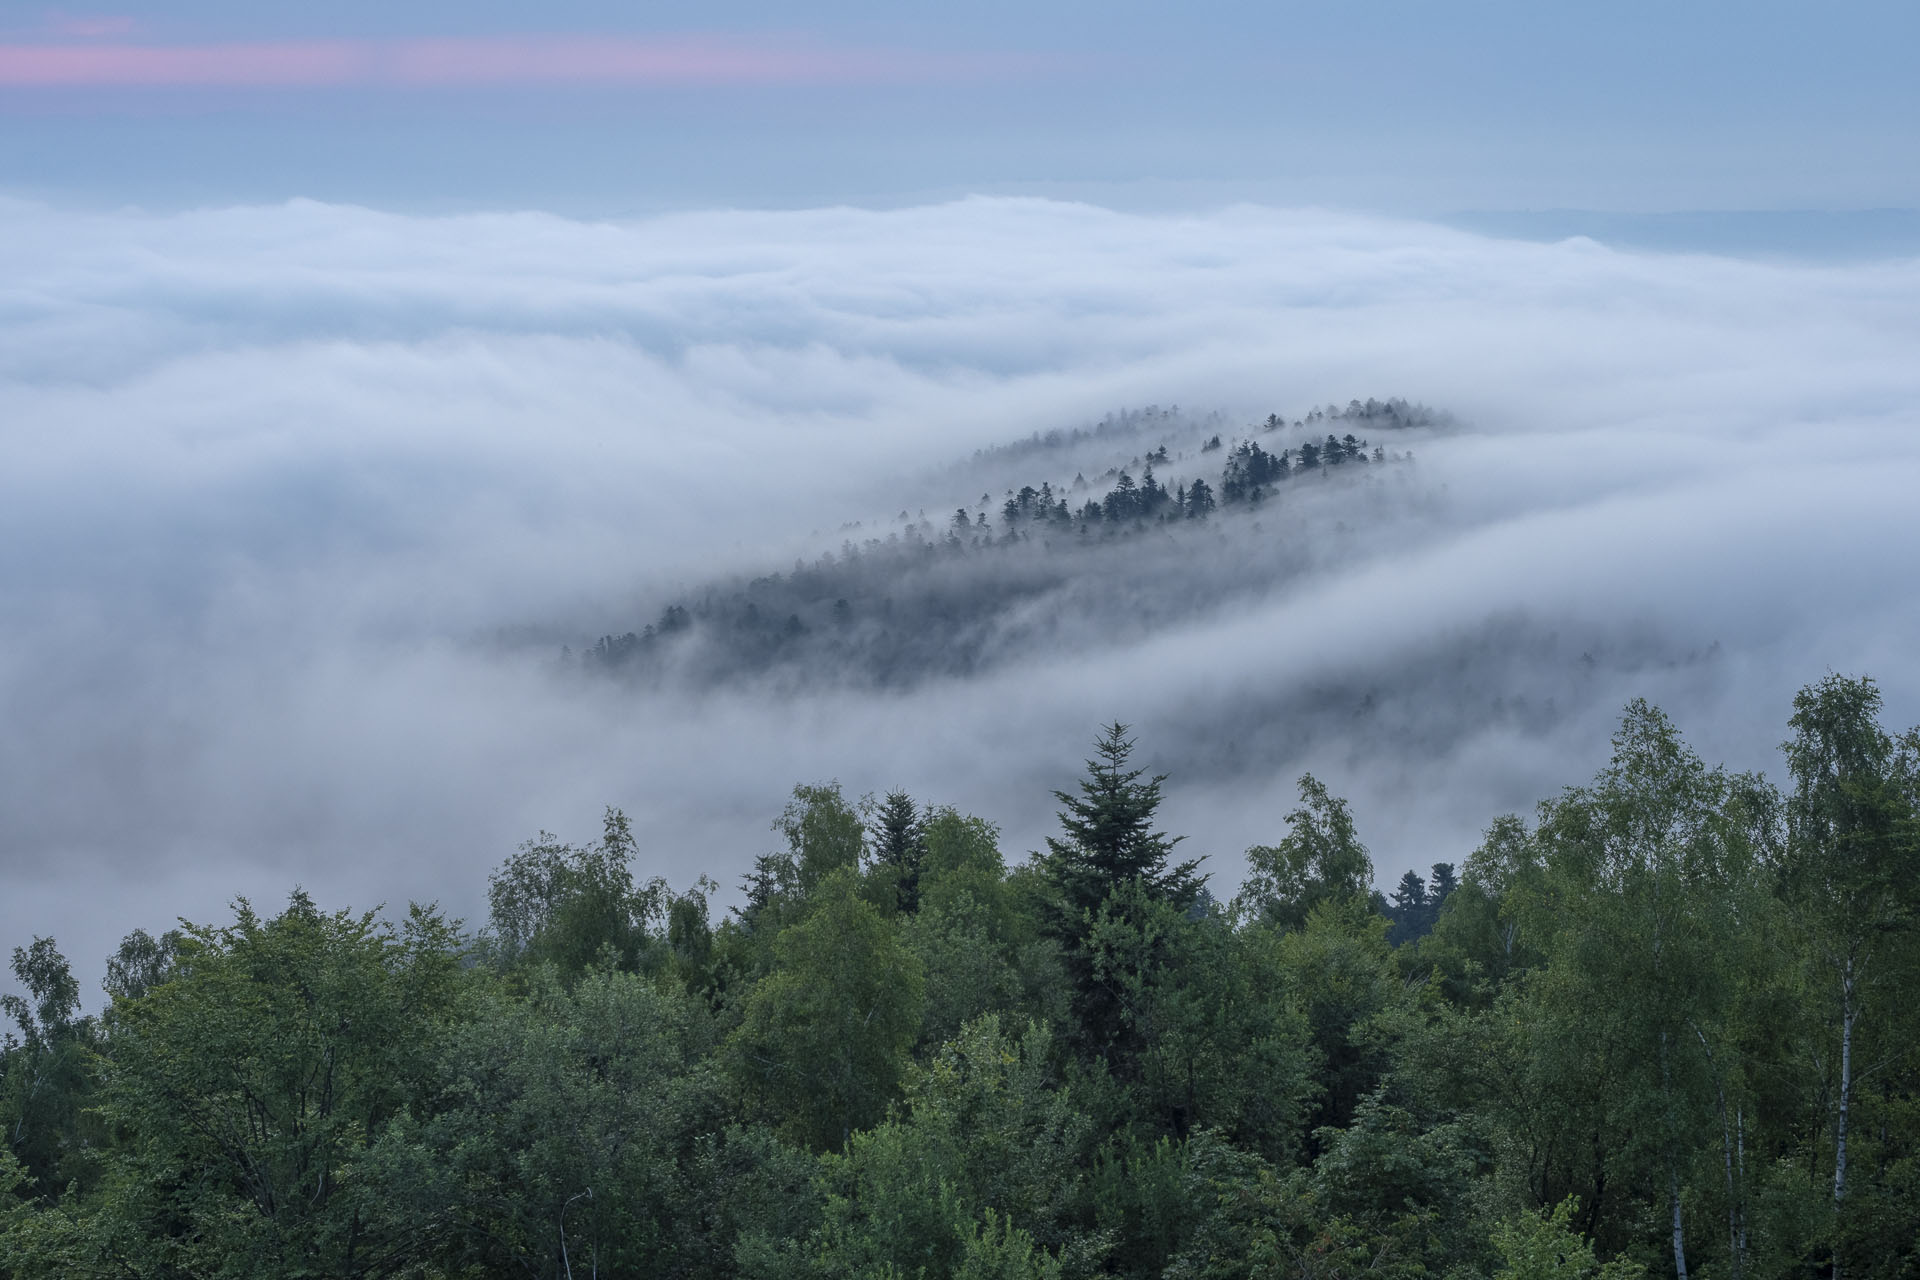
xmin=3 ymin=676 xmax=1918 ymax=1280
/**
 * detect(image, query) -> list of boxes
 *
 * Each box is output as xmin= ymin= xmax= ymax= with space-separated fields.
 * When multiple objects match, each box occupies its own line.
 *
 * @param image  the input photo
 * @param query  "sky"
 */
xmin=1 ymin=2 xmax=1918 ymax=997
xmin=1 ymin=1 xmax=1917 ymax=218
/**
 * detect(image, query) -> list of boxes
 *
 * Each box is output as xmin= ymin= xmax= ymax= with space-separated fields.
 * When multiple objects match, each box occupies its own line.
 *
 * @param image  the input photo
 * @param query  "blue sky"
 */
xmin=3 ymin=0 xmax=1916 ymax=221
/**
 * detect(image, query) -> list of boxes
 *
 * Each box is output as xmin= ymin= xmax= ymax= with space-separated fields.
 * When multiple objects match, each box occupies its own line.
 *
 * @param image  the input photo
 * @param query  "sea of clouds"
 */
xmin=3 ymin=195 xmax=1918 ymax=992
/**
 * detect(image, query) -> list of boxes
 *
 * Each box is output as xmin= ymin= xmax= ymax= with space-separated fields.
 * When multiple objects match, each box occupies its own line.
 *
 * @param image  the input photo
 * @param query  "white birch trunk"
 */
xmin=1670 ymin=1160 xmax=1691 ymax=1280
xmin=1662 ymin=1027 xmax=1690 ymax=1280
xmin=1831 ymin=956 xmax=1854 ymax=1280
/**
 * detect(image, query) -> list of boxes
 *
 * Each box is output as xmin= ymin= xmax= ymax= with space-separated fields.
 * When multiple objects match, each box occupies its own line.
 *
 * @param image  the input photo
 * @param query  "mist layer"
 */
xmin=3 ymin=196 xmax=1917 ymax=989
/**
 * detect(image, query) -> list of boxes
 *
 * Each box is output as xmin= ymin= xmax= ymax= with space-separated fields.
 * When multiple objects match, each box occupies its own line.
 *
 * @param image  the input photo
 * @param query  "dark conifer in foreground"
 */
xmin=1040 ymin=722 xmax=1203 ymax=1066
xmin=868 ymin=788 xmax=927 ymax=914
xmin=1042 ymin=723 xmax=1203 ymax=924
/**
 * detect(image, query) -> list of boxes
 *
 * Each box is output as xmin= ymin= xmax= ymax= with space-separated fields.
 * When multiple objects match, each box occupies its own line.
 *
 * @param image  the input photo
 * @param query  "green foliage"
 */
xmin=487 ymin=806 xmax=663 ymax=976
xmin=728 ymin=870 xmax=925 ymax=1151
xmin=921 ymin=808 xmax=1007 ymax=902
xmin=954 ymin=1210 xmax=1065 ymax=1280
xmin=1042 ymin=724 xmax=1204 ymax=1066
xmin=1277 ymin=903 xmax=1401 ymax=1134
xmin=665 ymin=875 xmax=720 ymax=995
xmin=1779 ymin=673 xmax=1920 ymax=1277
xmin=1308 ymin=1091 xmax=1484 ymax=1268
xmin=812 ymin=1015 xmax=1094 ymax=1279
xmin=1415 ymin=813 xmax=1543 ymax=1004
xmin=1 ymin=938 xmax=99 ymax=1198
xmin=369 ymin=963 xmax=711 ymax=1278
xmin=1514 ymin=704 xmax=1758 ymax=1251
xmin=694 ymin=1123 xmax=825 ymax=1280
xmin=43 ymin=892 xmax=462 ymax=1278
xmin=1492 ymin=1198 xmax=1646 ymax=1280
xmin=7 ymin=692 xmax=1920 ymax=1280
xmin=905 ymin=808 xmax=1032 ymax=1043
xmin=1157 ymin=1128 xmax=1448 ymax=1280
xmin=1043 ymin=723 xmax=1202 ymax=922
xmin=903 ymin=888 xmax=1025 ymax=1052
xmin=779 ymin=781 xmax=867 ymax=895
xmin=1241 ymin=774 xmax=1374 ymax=932
xmin=101 ymin=928 xmax=182 ymax=1005
xmin=1128 ymin=902 xmax=1317 ymax=1157
xmin=868 ymin=789 xmax=929 ymax=915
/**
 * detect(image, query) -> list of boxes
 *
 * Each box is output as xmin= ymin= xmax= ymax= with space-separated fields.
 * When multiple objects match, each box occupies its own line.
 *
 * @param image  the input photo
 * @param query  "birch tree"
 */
xmin=1520 ymin=701 xmax=1765 ymax=1277
xmin=1781 ymin=675 xmax=1918 ymax=1280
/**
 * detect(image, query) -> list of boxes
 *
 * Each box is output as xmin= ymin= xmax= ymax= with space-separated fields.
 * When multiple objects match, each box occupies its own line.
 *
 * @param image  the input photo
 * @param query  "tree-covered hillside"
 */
xmin=4 ymin=674 xmax=1917 ymax=1280
xmin=571 ymin=399 xmax=1440 ymax=690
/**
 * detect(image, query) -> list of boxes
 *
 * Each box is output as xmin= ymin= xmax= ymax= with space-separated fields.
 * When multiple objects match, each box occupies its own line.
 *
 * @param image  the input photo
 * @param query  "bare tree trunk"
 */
xmin=1671 ymin=1161 xmax=1691 ymax=1280
xmin=1712 ymin=1072 xmax=1742 ymax=1280
xmin=1835 ymin=960 xmax=1854 ymax=1204
xmin=1737 ymin=1106 xmax=1748 ymax=1257
xmin=1663 ymin=1029 xmax=1690 ymax=1280
xmin=1832 ymin=957 xmax=1854 ymax=1280
xmin=1692 ymin=1022 xmax=1745 ymax=1280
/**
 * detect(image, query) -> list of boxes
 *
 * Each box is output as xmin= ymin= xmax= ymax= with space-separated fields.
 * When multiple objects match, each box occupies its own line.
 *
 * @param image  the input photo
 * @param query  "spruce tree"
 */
xmin=869 ymin=789 xmax=927 ymax=914
xmin=1045 ymin=724 xmax=1199 ymax=918
xmin=1186 ymin=477 xmax=1216 ymax=517
xmin=1042 ymin=723 xmax=1203 ymax=1063
xmin=1388 ymin=870 xmax=1429 ymax=945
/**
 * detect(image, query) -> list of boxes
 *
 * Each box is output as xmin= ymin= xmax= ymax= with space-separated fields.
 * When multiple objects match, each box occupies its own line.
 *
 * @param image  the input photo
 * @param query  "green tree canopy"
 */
xmin=727 ymin=871 xmax=925 ymax=1151
xmin=1241 ymin=774 xmax=1374 ymax=932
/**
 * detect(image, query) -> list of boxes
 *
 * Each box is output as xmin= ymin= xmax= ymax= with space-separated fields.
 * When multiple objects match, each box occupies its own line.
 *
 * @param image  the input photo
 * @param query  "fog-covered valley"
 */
xmin=4 ymin=196 xmax=1918 ymax=992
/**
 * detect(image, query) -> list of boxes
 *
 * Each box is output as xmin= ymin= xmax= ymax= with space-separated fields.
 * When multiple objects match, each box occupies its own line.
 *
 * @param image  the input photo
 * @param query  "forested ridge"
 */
xmin=4 ymin=675 xmax=1918 ymax=1280
xmin=572 ymin=399 xmax=1437 ymax=690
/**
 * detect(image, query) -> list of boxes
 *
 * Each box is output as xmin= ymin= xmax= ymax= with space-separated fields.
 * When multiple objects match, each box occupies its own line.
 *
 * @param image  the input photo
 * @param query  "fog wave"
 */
xmin=3 ymin=195 xmax=1918 ymax=992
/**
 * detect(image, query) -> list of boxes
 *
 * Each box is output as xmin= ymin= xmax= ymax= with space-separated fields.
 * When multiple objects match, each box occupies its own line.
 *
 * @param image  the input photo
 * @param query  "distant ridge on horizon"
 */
xmin=1444 ymin=207 xmax=1920 ymax=260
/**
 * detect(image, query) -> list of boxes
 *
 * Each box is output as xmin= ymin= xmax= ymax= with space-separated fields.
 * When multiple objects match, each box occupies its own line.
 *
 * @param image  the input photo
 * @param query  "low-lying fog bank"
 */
xmin=3 ymin=195 xmax=1917 ymax=994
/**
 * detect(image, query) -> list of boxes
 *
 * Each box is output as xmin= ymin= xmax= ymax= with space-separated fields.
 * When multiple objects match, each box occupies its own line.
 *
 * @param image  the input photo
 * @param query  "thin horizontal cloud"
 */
xmin=0 ymin=34 xmax=1042 ymax=89
xmin=41 ymin=14 xmax=140 ymax=39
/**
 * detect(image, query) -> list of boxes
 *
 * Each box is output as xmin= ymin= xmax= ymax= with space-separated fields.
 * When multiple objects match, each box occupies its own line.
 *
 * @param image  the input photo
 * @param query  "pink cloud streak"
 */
xmin=0 ymin=35 xmax=1034 ymax=89
xmin=41 ymin=15 xmax=141 ymax=39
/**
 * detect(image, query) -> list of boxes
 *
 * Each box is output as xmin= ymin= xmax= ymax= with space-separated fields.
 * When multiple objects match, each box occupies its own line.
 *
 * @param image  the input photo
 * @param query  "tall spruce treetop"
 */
xmin=1387 ymin=870 xmax=1429 ymax=946
xmin=1044 ymin=723 xmax=1202 ymax=921
xmin=868 ymin=788 xmax=927 ymax=914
